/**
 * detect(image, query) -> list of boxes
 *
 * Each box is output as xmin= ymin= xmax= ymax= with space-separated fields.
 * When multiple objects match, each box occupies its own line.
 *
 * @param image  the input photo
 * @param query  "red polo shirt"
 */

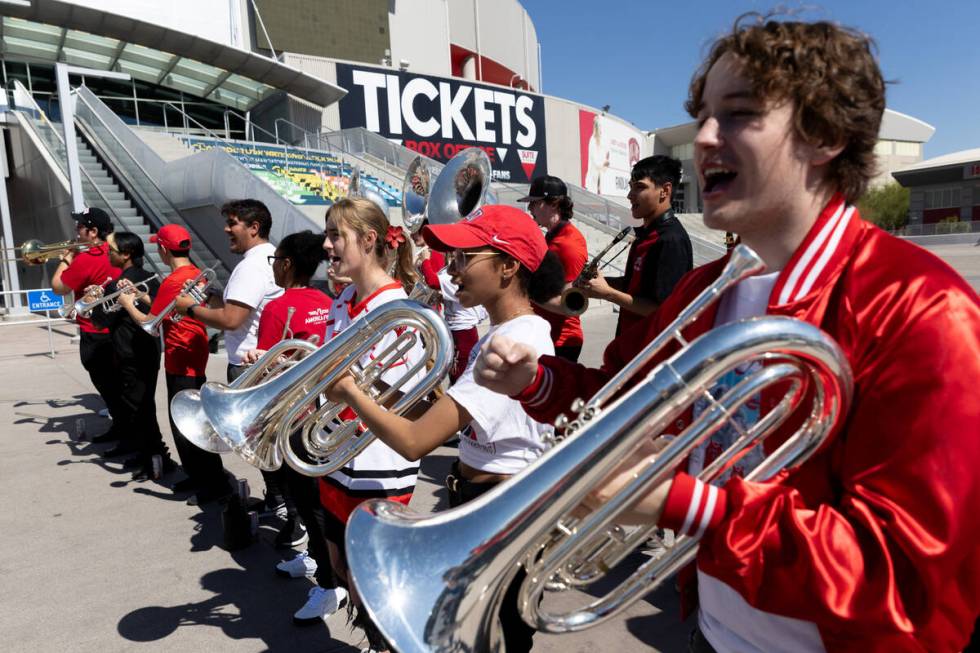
xmin=60 ymin=242 xmax=120 ymax=334
xmin=533 ymin=221 xmax=588 ymax=347
xmin=150 ymin=265 xmax=209 ymax=377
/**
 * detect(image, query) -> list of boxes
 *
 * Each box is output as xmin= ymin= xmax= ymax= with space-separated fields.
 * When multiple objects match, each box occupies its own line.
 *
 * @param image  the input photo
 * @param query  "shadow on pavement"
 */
xmin=117 ymin=510 xmax=361 ymax=652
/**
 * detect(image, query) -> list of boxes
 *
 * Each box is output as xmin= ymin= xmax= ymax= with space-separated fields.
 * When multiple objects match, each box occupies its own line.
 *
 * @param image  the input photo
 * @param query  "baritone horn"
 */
xmin=141 ymin=267 xmax=215 ymax=336
xmin=196 ymin=299 xmax=453 ymax=475
xmin=560 ymin=227 xmax=631 ymax=316
xmin=171 ymin=337 xmax=321 ymax=455
xmin=344 ymin=245 xmax=854 ymax=652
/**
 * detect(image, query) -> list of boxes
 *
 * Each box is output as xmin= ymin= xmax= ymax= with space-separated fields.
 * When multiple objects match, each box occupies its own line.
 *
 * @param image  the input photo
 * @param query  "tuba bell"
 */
xmin=171 ymin=337 xmax=321 ymax=455
xmin=343 ymin=245 xmax=854 ymax=652
xmin=196 ymin=299 xmax=453 ymax=476
xmin=347 ymin=166 xmax=391 ymax=219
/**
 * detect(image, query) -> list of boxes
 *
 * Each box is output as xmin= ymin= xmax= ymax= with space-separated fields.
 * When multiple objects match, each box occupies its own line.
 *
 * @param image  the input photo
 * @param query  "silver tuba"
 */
xmin=403 ymin=148 xmax=493 ymax=306
xmin=196 ymin=299 xmax=453 ymax=476
xmin=171 ymin=337 xmax=321 ymax=455
xmin=344 ymin=245 xmax=854 ymax=652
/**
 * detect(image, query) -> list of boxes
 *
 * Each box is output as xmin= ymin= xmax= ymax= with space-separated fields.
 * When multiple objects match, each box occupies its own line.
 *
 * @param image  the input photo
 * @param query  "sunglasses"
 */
xmin=267 ymin=255 xmax=289 ymax=265
xmin=448 ymin=249 xmax=499 ymax=272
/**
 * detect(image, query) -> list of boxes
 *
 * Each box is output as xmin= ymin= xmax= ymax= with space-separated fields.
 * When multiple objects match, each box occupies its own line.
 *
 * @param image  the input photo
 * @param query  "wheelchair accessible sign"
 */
xmin=27 ymin=289 xmax=65 ymax=312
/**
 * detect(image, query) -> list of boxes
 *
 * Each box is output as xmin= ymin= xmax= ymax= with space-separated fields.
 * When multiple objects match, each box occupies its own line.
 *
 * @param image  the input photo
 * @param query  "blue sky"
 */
xmin=523 ymin=1 xmax=980 ymax=158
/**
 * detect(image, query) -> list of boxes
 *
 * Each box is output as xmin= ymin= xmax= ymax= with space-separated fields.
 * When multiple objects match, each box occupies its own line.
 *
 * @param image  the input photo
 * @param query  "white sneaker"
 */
xmin=276 ymin=551 xmax=318 ymax=578
xmin=293 ymin=586 xmax=348 ymax=624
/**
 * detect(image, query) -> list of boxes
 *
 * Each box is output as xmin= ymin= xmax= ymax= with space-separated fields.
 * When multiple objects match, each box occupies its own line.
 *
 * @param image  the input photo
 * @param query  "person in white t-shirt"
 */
xmin=174 ymin=199 xmax=283 ymax=506
xmin=288 ymin=197 xmax=422 ymax=645
xmin=325 ymin=205 xmax=566 ymax=653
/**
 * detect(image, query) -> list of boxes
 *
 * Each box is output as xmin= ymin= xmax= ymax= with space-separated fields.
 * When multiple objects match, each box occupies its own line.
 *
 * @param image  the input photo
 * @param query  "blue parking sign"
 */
xmin=27 ymin=289 xmax=66 ymax=313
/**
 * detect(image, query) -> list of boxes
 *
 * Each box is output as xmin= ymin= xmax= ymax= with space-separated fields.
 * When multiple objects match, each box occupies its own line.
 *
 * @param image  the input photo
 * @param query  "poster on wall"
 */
xmin=578 ymin=110 xmax=643 ymax=197
xmin=336 ymin=63 xmax=548 ymax=183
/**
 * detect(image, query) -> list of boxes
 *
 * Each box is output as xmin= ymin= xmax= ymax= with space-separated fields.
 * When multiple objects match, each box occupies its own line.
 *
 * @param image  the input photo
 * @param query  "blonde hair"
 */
xmin=325 ymin=197 xmax=418 ymax=291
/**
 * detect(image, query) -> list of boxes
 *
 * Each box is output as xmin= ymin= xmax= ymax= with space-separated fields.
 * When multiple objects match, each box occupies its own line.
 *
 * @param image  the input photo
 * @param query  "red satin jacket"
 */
xmin=515 ymin=195 xmax=980 ymax=651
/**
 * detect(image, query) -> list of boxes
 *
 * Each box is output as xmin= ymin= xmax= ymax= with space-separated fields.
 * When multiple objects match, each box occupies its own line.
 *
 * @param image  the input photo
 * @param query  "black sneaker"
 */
xmin=274 ymin=518 xmax=309 ymax=549
xmin=122 ymin=456 xmax=143 ymax=470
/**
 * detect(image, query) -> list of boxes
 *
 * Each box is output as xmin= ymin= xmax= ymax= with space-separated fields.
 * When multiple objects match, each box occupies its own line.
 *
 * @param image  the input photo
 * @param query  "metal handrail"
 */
xmin=71 ymin=88 xmax=222 ymax=277
xmin=12 ymin=82 xmax=163 ymax=276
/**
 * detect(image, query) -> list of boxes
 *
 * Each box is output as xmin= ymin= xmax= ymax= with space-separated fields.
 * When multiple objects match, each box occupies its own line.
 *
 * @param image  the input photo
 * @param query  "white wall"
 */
xmin=64 ymin=0 xmax=239 ymax=47
xmin=388 ymin=0 xmax=452 ymax=77
xmin=448 ymin=0 xmax=540 ymax=89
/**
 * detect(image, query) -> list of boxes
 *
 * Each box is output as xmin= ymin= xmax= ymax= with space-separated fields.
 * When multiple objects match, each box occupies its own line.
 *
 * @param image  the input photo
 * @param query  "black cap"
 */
xmin=71 ymin=207 xmax=113 ymax=232
xmin=518 ymin=175 xmax=568 ymax=202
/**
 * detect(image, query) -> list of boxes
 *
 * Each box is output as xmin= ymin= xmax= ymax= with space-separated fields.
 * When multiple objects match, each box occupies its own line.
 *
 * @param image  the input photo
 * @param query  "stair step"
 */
xmin=125 ymin=225 xmax=151 ymax=235
xmin=114 ymin=208 xmax=138 ymax=217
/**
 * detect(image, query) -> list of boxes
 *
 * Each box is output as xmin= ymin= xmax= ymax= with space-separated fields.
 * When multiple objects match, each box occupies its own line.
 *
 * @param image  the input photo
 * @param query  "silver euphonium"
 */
xmin=196 ymin=299 xmax=453 ymax=476
xmin=344 ymin=245 xmax=854 ymax=653
xmin=141 ymin=267 xmax=215 ymax=336
xmin=74 ymin=274 xmax=160 ymax=318
xmin=171 ymin=337 xmax=321 ymax=455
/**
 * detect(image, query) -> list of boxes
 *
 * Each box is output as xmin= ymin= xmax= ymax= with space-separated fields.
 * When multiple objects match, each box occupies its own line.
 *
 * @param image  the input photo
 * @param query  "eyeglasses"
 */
xmin=448 ymin=249 xmax=498 ymax=273
xmin=267 ymin=255 xmax=289 ymax=265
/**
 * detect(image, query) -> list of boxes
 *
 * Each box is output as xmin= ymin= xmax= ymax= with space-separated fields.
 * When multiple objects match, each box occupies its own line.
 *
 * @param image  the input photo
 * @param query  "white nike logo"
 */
xmin=491 ymin=234 xmax=510 ymax=245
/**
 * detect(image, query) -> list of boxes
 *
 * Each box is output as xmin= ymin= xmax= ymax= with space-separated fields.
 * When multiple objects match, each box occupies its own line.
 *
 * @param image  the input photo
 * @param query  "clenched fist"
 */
xmin=473 ymin=334 xmax=540 ymax=397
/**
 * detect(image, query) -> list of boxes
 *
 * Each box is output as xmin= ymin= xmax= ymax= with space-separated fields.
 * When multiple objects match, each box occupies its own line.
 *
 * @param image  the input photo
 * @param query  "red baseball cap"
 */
xmin=422 ymin=205 xmax=548 ymax=272
xmin=150 ymin=224 xmax=192 ymax=251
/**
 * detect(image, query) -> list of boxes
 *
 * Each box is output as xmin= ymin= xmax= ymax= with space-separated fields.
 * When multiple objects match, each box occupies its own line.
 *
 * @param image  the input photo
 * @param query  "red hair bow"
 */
xmin=385 ymin=225 xmax=406 ymax=249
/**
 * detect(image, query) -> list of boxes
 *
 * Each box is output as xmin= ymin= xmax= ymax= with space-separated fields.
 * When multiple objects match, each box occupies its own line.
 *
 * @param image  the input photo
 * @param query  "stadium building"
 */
xmin=0 ymin=0 xmax=943 ymax=308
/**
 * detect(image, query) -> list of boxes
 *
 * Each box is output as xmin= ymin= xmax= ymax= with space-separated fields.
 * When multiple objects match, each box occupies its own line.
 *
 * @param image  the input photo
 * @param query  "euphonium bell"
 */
xmin=3 ymin=239 xmax=93 ymax=266
xmin=197 ymin=299 xmax=453 ymax=476
xmin=343 ymin=245 xmax=853 ymax=652
xmin=171 ymin=338 xmax=320 ymax=455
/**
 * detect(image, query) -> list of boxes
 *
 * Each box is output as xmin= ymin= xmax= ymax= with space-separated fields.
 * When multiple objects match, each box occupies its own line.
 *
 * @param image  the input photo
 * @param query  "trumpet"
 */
xmin=57 ymin=276 xmax=112 ymax=319
xmin=141 ymin=268 xmax=215 ymax=336
xmin=1 ymin=239 xmax=92 ymax=266
xmin=196 ymin=299 xmax=453 ymax=475
xmin=560 ymin=227 xmax=631 ymax=316
xmin=74 ymin=274 xmax=159 ymax=318
xmin=171 ymin=337 xmax=321 ymax=454
xmin=343 ymin=245 xmax=853 ymax=651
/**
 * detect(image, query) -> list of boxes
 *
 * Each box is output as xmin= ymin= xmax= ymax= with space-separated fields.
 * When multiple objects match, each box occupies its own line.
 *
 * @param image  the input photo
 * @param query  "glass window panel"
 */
xmin=4 ymin=36 xmax=59 ymax=57
xmin=874 ymin=140 xmax=893 ymax=155
xmin=64 ymin=30 xmax=120 ymax=56
xmin=164 ymin=71 xmax=210 ymax=96
xmin=174 ymin=59 xmax=225 ymax=84
xmin=3 ymin=17 xmax=62 ymax=41
xmin=116 ymin=58 xmax=163 ymax=82
xmin=220 ymin=73 xmax=267 ymax=99
xmin=894 ymin=141 xmax=920 ymax=157
xmin=62 ymin=46 xmax=112 ymax=68
xmin=120 ymin=43 xmax=174 ymax=68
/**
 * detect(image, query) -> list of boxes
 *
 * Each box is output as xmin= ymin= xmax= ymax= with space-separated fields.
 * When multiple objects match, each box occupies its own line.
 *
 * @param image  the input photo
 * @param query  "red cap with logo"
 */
xmin=150 ymin=224 xmax=192 ymax=251
xmin=422 ymin=205 xmax=548 ymax=272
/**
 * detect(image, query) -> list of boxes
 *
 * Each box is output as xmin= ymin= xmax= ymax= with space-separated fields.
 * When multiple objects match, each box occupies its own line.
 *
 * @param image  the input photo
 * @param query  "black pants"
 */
xmin=554 ymin=344 xmax=582 ymax=363
xmin=166 ymin=373 xmax=227 ymax=489
xmin=79 ymin=331 xmax=123 ymax=426
xmin=117 ymin=349 xmax=167 ymax=459
xmin=227 ymin=363 xmax=288 ymax=509
xmin=446 ymin=462 xmax=536 ymax=653
xmin=688 ymin=625 xmax=717 ymax=653
xmin=283 ymin=463 xmax=336 ymax=588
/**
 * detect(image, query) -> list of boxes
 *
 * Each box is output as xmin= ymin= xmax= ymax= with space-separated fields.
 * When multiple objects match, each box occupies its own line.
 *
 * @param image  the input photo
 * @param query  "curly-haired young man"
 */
xmin=476 ymin=16 xmax=980 ymax=652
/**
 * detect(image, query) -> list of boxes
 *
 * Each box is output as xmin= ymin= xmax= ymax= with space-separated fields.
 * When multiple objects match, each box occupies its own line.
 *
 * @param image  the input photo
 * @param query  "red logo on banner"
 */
xmin=628 ymin=138 xmax=641 ymax=167
xmin=518 ymin=149 xmax=539 ymax=180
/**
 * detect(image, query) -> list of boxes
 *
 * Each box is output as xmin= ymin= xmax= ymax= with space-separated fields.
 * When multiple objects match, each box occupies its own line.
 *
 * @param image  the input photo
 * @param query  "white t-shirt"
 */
xmin=223 ymin=242 xmax=282 ymax=365
xmin=323 ymin=281 xmax=425 ymax=494
xmin=689 ymin=271 xmax=826 ymax=653
xmin=448 ymin=314 xmax=555 ymax=474
xmin=438 ymin=268 xmax=488 ymax=331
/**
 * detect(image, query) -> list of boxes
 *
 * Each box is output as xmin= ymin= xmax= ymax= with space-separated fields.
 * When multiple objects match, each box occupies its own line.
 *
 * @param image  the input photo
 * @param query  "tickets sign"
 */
xmin=336 ymin=63 xmax=548 ymax=183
